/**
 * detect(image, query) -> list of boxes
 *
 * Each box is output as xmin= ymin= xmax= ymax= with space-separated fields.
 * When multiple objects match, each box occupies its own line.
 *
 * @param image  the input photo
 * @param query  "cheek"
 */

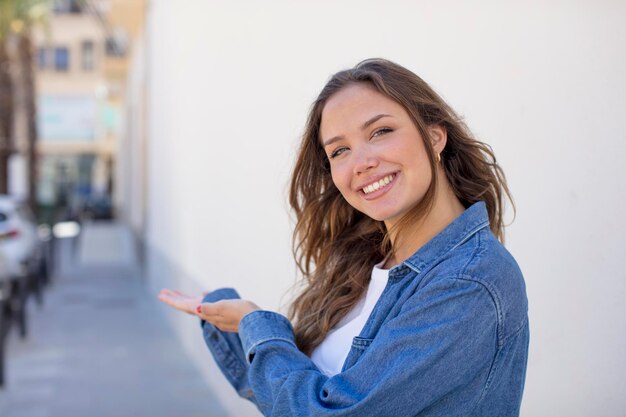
xmin=330 ymin=165 xmax=357 ymax=201
xmin=329 ymin=165 xmax=348 ymax=190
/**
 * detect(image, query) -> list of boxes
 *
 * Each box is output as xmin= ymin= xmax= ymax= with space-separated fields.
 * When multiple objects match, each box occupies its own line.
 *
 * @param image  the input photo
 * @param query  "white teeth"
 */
xmin=362 ymin=174 xmax=395 ymax=194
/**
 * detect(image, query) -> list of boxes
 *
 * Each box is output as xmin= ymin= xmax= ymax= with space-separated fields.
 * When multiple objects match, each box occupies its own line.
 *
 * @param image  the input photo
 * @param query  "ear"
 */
xmin=428 ymin=125 xmax=447 ymax=155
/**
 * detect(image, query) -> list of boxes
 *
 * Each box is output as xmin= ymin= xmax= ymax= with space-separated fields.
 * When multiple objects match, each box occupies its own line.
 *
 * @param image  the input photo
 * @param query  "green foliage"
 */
xmin=0 ymin=0 xmax=51 ymax=40
xmin=0 ymin=0 xmax=15 ymax=40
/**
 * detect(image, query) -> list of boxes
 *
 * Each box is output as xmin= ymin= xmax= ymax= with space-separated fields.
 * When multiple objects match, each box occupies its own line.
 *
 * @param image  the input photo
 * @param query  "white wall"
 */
xmin=138 ymin=1 xmax=626 ymax=416
xmin=118 ymin=34 xmax=147 ymax=239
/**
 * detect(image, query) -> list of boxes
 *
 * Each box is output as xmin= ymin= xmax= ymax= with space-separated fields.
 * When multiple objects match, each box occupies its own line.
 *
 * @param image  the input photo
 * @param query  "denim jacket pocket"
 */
xmin=342 ymin=337 xmax=374 ymax=371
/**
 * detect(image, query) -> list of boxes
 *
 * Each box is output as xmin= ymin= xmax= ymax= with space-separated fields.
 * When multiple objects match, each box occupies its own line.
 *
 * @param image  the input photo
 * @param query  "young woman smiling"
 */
xmin=159 ymin=59 xmax=529 ymax=417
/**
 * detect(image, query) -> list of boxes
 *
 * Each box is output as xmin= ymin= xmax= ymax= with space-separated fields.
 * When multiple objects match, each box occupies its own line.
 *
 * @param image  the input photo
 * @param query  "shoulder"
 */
xmin=429 ymin=229 xmax=528 ymax=346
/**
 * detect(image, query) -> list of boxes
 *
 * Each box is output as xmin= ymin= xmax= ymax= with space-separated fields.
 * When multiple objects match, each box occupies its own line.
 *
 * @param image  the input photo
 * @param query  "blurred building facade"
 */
xmin=29 ymin=0 xmax=143 ymax=223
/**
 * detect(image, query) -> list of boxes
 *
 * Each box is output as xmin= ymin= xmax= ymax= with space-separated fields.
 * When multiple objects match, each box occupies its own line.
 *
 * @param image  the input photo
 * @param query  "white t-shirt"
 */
xmin=310 ymin=262 xmax=390 ymax=376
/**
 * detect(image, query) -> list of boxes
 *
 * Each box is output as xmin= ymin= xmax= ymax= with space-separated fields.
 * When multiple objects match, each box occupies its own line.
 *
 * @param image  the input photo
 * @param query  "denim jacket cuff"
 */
xmin=239 ymin=310 xmax=296 ymax=365
xmin=199 ymin=287 xmax=240 ymax=328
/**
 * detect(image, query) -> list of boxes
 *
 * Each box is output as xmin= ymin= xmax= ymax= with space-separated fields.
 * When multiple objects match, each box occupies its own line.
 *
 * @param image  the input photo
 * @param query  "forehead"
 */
xmin=320 ymin=83 xmax=407 ymax=137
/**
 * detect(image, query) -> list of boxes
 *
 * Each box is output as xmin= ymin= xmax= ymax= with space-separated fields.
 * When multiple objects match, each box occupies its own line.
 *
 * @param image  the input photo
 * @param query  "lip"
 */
xmin=356 ymin=172 xmax=398 ymax=200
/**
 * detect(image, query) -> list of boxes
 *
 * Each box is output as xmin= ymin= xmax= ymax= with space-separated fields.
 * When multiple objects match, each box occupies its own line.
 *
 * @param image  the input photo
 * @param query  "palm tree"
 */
xmin=14 ymin=2 xmax=49 ymax=213
xmin=0 ymin=0 xmax=16 ymax=195
xmin=0 ymin=0 xmax=49 ymax=208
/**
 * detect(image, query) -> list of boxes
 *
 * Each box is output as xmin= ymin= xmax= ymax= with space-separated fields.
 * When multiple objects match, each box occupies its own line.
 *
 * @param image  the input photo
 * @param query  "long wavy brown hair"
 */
xmin=288 ymin=58 xmax=514 ymax=355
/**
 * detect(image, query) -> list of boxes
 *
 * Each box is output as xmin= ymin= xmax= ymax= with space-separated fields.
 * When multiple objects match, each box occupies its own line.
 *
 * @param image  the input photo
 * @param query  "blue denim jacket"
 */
xmin=200 ymin=202 xmax=529 ymax=416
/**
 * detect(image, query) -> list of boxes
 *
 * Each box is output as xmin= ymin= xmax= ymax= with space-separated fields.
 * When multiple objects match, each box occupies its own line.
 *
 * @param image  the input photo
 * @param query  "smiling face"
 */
xmin=320 ymin=82 xmax=441 ymax=229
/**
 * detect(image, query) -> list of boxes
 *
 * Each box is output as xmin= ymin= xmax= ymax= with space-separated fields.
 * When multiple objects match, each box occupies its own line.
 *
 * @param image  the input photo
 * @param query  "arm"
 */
xmin=158 ymin=287 xmax=259 ymax=405
xmin=199 ymin=288 xmax=259 ymax=405
xmin=238 ymin=277 xmax=498 ymax=417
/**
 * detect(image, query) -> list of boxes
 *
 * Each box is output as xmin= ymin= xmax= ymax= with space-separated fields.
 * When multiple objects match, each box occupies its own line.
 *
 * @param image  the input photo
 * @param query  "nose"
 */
xmin=353 ymin=147 xmax=379 ymax=175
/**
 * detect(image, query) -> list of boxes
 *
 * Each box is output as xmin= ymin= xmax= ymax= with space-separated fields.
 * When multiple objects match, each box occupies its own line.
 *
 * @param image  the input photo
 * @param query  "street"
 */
xmin=0 ymin=222 xmax=228 ymax=417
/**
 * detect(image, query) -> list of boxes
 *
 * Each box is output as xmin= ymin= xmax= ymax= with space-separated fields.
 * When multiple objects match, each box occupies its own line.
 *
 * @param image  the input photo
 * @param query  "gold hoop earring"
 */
xmin=436 ymin=153 xmax=441 ymax=163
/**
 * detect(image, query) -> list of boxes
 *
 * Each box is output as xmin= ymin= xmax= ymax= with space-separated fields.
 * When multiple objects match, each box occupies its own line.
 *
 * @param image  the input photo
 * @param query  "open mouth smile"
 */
xmin=359 ymin=173 xmax=397 ymax=197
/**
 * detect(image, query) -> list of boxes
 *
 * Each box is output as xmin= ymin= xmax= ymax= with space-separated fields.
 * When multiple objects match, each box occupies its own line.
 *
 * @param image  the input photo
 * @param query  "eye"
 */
xmin=371 ymin=127 xmax=393 ymax=138
xmin=330 ymin=147 xmax=348 ymax=159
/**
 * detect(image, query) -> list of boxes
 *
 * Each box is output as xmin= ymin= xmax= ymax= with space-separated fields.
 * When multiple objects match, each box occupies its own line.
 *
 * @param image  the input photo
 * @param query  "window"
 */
xmin=106 ymin=38 xmax=122 ymax=57
xmin=81 ymin=41 xmax=95 ymax=71
xmin=52 ymin=0 xmax=82 ymax=13
xmin=105 ymin=29 xmax=128 ymax=57
xmin=54 ymin=47 xmax=69 ymax=71
xmin=37 ymin=47 xmax=47 ymax=70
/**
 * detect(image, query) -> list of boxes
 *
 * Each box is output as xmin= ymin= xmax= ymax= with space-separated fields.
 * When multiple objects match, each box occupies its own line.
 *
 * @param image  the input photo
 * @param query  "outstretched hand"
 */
xmin=158 ymin=289 xmax=203 ymax=315
xmin=196 ymin=298 xmax=261 ymax=332
xmin=158 ymin=289 xmax=260 ymax=333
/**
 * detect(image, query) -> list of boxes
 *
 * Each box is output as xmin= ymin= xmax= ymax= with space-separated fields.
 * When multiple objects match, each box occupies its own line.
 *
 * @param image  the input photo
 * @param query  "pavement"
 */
xmin=0 ymin=222 xmax=228 ymax=417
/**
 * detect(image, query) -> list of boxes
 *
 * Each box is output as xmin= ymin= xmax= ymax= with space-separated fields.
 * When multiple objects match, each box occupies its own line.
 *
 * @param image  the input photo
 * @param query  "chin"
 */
xmin=361 ymin=209 xmax=400 ymax=223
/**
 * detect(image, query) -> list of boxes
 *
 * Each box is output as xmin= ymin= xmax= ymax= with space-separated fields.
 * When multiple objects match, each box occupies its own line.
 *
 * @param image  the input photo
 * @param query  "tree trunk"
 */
xmin=17 ymin=32 xmax=38 ymax=214
xmin=0 ymin=42 xmax=13 ymax=195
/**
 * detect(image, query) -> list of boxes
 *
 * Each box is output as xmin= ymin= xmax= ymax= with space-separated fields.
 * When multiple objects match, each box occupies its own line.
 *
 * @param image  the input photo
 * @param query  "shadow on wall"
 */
xmin=146 ymin=243 xmax=261 ymax=417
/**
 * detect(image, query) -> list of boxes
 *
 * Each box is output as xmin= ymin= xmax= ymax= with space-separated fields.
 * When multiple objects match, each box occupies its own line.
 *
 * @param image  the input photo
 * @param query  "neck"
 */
xmin=384 ymin=170 xmax=465 ymax=268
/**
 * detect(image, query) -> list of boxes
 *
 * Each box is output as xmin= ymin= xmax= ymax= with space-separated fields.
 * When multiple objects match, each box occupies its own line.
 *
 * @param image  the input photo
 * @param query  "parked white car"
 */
xmin=0 ymin=195 xmax=45 ymax=338
xmin=0 ymin=250 xmax=11 ymax=303
xmin=0 ymin=241 xmax=11 ymax=388
xmin=0 ymin=196 xmax=41 ymax=278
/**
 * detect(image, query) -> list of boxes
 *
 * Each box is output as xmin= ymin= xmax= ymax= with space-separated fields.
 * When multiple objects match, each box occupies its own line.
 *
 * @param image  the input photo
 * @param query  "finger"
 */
xmin=196 ymin=305 xmax=228 ymax=325
xmin=157 ymin=291 xmax=173 ymax=303
xmin=159 ymin=294 xmax=183 ymax=309
xmin=159 ymin=293 xmax=195 ymax=314
xmin=159 ymin=288 xmax=181 ymax=298
xmin=197 ymin=302 xmax=221 ymax=317
xmin=158 ymin=290 xmax=180 ymax=302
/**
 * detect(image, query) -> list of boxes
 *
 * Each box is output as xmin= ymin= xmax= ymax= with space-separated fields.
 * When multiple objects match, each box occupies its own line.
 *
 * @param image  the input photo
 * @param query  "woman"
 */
xmin=159 ymin=58 xmax=529 ymax=416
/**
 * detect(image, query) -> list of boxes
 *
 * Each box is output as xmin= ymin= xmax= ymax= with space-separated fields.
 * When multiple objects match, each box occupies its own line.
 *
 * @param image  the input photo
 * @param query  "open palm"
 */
xmin=158 ymin=289 xmax=203 ymax=315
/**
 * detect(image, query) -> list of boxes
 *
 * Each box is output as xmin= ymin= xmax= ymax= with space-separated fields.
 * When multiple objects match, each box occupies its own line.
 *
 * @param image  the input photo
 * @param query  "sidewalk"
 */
xmin=0 ymin=222 xmax=228 ymax=417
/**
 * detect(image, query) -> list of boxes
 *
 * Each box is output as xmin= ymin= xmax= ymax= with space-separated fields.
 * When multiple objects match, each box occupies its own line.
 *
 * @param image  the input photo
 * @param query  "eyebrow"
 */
xmin=322 ymin=113 xmax=392 ymax=147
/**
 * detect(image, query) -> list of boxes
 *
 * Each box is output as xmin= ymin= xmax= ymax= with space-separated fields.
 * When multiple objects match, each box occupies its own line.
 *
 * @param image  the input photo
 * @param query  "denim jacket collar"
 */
xmin=391 ymin=201 xmax=490 ymax=278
